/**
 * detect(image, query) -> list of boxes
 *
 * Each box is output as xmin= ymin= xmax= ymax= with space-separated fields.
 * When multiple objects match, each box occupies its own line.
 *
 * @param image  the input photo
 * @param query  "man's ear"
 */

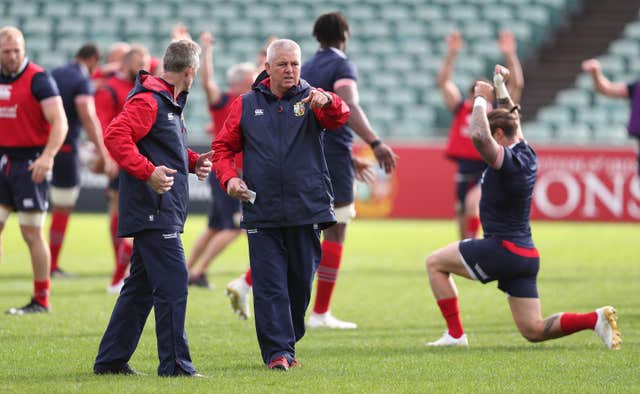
xmin=264 ymin=62 xmax=271 ymax=76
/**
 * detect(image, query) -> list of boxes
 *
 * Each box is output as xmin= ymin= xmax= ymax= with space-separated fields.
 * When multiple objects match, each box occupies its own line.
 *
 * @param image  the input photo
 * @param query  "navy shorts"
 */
xmin=51 ymin=147 xmax=80 ymax=188
xmin=459 ymin=237 xmax=540 ymax=298
xmin=326 ymin=152 xmax=355 ymax=205
xmin=455 ymin=159 xmax=486 ymax=212
xmin=207 ymin=173 xmax=241 ymax=230
xmin=108 ymin=174 xmax=119 ymax=192
xmin=0 ymin=155 xmax=49 ymax=211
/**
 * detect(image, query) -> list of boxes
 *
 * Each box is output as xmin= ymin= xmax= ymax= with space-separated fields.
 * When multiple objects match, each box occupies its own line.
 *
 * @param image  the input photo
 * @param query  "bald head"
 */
xmin=107 ymin=42 xmax=130 ymax=63
xmin=0 ymin=26 xmax=26 ymax=75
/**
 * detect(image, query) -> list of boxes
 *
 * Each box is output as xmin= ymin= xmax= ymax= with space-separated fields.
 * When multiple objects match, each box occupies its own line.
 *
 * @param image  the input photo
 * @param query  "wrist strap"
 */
xmin=370 ymin=139 xmax=382 ymax=149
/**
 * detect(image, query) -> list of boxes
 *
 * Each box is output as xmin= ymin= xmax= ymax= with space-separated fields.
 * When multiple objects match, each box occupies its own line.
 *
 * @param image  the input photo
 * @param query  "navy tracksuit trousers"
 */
xmin=248 ymin=225 xmax=321 ymax=365
xmin=93 ymin=229 xmax=195 ymax=376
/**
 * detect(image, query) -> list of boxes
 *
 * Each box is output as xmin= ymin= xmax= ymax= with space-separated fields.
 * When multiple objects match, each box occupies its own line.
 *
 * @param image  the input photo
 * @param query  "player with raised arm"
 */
xmin=582 ymin=58 xmax=640 ymax=175
xmin=424 ymin=65 xmax=621 ymax=350
xmin=48 ymin=43 xmax=109 ymax=277
xmin=185 ymin=31 xmax=256 ymax=289
xmin=439 ymin=31 xmax=523 ymax=240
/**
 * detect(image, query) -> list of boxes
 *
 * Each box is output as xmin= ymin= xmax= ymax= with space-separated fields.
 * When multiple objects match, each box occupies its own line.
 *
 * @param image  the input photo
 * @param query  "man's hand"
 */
xmin=301 ymin=89 xmax=331 ymax=109
xmin=372 ymin=142 xmax=398 ymax=174
xmin=147 ymin=165 xmax=177 ymax=194
xmin=171 ymin=23 xmax=191 ymax=41
xmin=29 ymin=153 xmax=54 ymax=183
xmin=200 ymin=31 xmax=215 ymax=49
xmin=582 ymin=58 xmax=601 ymax=75
xmin=446 ymin=31 xmax=463 ymax=53
xmin=474 ymin=80 xmax=494 ymax=101
xmin=494 ymin=64 xmax=510 ymax=84
xmin=353 ymin=156 xmax=376 ymax=184
xmin=227 ymin=177 xmax=251 ymax=202
xmin=498 ymin=31 xmax=517 ymax=54
xmin=195 ymin=150 xmax=214 ymax=181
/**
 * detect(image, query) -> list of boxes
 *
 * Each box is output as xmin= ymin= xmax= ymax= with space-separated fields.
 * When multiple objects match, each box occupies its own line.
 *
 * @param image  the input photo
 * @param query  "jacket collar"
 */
xmin=251 ymin=69 xmax=310 ymax=99
xmin=134 ymin=70 xmax=188 ymax=108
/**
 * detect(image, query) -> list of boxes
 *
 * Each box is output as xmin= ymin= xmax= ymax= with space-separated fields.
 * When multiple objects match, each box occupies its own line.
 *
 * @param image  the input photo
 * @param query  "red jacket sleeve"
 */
xmin=104 ymin=93 xmax=157 ymax=181
xmin=212 ymin=97 xmax=243 ymax=190
xmin=312 ymin=89 xmax=351 ymax=130
xmin=187 ymin=149 xmax=199 ymax=173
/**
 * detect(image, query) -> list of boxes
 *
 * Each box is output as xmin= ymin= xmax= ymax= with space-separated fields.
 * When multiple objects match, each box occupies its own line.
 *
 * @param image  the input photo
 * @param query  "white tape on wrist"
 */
xmin=493 ymin=73 xmax=508 ymax=99
xmin=473 ymin=96 xmax=487 ymax=111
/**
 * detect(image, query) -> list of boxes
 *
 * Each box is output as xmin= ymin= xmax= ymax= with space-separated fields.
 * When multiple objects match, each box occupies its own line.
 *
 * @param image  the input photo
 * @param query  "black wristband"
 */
xmin=370 ymin=139 xmax=382 ymax=149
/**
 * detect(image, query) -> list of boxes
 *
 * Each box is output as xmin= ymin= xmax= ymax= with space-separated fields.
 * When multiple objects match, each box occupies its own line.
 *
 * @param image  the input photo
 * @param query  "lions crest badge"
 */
xmin=293 ymin=101 xmax=306 ymax=117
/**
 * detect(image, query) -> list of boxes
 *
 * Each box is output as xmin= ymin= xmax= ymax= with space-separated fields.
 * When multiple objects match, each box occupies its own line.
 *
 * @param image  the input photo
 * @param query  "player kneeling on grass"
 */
xmin=424 ymin=65 xmax=621 ymax=350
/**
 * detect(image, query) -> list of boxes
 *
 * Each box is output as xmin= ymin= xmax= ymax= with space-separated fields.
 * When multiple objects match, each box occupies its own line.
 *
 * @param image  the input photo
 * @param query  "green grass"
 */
xmin=0 ymin=215 xmax=638 ymax=393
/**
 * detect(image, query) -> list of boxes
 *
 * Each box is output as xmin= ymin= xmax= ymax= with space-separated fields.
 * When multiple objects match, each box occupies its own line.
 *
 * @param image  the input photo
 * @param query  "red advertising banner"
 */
xmin=354 ymin=143 xmax=639 ymax=222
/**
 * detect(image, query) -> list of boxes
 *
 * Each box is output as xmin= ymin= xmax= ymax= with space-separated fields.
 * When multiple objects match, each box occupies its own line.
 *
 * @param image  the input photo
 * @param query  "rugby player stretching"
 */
xmin=424 ymin=65 xmax=621 ymax=350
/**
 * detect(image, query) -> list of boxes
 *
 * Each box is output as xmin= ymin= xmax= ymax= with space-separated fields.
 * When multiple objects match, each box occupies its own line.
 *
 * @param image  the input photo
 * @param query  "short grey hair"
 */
xmin=163 ymin=39 xmax=201 ymax=72
xmin=266 ymin=39 xmax=301 ymax=64
xmin=227 ymin=62 xmax=257 ymax=85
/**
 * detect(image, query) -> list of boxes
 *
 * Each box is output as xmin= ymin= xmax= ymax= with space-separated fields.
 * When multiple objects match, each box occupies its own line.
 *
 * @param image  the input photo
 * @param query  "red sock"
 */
xmin=560 ymin=312 xmax=597 ymax=335
xmin=111 ymin=241 xmax=132 ymax=285
xmin=437 ymin=297 xmax=464 ymax=338
xmin=313 ymin=240 xmax=343 ymax=314
xmin=49 ymin=211 xmax=70 ymax=271
xmin=244 ymin=268 xmax=252 ymax=286
xmin=34 ymin=279 xmax=50 ymax=308
xmin=465 ymin=216 xmax=481 ymax=239
xmin=109 ymin=213 xmax=119 ymax=262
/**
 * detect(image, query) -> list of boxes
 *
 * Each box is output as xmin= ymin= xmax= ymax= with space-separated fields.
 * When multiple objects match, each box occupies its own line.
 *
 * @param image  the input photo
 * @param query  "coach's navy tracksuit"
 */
xmin=94 ymin=71 xmax=201 ymax=376
xmin=212 ymin=71 xmax=350 ymax=365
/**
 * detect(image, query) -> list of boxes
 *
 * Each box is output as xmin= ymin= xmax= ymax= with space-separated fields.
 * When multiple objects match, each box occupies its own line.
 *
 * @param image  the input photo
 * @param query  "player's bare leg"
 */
xmin=0 ymin=204 xmax=10 ymax=264
xmin=425 ymin=241 xmax=472 ymax=346
xmin=308 ymin=220 xmax=358 ymax=330
xmin=463 ymin=184 xmax=481 ymax=239
xmin=187 ymin=228 xmax=216 ymax=269
xmin=508 ymin=297 xmax=621 ymax=349
xmin=188 ymin=229 xmax=242 ymax=288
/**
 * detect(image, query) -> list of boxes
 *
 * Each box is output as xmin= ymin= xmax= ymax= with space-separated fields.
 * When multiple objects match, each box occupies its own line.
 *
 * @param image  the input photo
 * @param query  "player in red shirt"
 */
xmin=94 ymin=45 xmax=150 ymax=293
xmin=0 ymin=27 xmax=68 ymax=314
xmin=438 ymin=31 xmax=523 ymax=240
xmin=185 ymin=31 xmax=257 ymax=288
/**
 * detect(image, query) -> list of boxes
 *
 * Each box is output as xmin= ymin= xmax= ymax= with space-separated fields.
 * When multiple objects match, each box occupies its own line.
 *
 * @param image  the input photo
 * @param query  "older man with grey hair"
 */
xmin=213 ymin=38 xmax=351 ymax=370
xmin=93 ymin=39 xmax=212 ymax=377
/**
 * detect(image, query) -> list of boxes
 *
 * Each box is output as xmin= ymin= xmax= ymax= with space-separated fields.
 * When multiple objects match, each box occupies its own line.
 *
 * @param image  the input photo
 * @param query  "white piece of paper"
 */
xmin=247 ymin=189 xmax=256 ymax=204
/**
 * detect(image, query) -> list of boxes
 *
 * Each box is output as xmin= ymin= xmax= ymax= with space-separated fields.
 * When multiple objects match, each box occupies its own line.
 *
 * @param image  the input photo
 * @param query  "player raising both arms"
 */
xmin=424 ymin=65 xmax=621 ymax=350
xmin=438 ymin=31 xmax=523 ymax=240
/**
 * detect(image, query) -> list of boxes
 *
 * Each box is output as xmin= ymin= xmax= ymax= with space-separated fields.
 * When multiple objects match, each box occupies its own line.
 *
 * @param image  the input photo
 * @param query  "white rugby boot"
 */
xmin=225 ymin=277 xmax=251 ymax=320
xmin=427 ymin=332 xmax=469 ymax=347
xmin=106 ymin=279 xmax=124 ymax=294
xmin=307 ymin=311 xmax=358 ymax=329
xmin=594 ymin=306 xmax=621 ymax=350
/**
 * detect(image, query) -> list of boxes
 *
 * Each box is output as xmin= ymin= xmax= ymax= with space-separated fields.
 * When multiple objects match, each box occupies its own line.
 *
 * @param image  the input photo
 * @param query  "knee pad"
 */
xmin=50 ymin=186 xmax=80 ymax=207
xmin=18 ymin=211 xmax=46 ymax=227
xmin=334 ymin=203 xmax=356 ymax=224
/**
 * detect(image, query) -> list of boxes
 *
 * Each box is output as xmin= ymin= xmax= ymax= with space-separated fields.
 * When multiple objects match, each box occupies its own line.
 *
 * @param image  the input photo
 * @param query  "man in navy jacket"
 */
xmin=212 ymin=39 xmax=350 ymax=371
xmin=94 ymin=39 xmax=212 ymax=377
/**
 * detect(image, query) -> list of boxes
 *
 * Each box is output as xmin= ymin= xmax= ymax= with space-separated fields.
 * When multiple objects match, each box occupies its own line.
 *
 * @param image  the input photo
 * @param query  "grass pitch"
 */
xmin=0 ymin=215 xmax=638 ymax=393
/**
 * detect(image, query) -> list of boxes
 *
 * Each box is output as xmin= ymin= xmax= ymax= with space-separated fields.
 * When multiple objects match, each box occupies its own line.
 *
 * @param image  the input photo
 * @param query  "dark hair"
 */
xmin=487 ymin=109 xmax=518 ymax=138
xmin=313 ymin=12 xmax=349 ymax=47
xmin=75 ymin=43 xmax=100 ymax=60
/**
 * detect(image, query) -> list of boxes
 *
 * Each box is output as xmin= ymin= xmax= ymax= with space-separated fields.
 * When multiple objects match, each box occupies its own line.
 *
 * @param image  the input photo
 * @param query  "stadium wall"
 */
xmin=74 ymin=143 xmax=639 ymax=222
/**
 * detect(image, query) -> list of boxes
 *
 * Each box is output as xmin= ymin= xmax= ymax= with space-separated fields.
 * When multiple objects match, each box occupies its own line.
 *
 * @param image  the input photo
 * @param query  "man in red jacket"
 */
xmin=94 ymin=39 xmax=211 ymax=376
xmin=213 ymin=39 xmax=350 ymax=371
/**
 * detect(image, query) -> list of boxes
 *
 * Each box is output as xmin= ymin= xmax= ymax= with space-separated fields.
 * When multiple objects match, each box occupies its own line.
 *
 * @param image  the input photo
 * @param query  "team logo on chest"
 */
xmin=0 ymin=85 xmax=11 ymax=100
xmin=293 ymin=101 xmax=305 ymax=117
